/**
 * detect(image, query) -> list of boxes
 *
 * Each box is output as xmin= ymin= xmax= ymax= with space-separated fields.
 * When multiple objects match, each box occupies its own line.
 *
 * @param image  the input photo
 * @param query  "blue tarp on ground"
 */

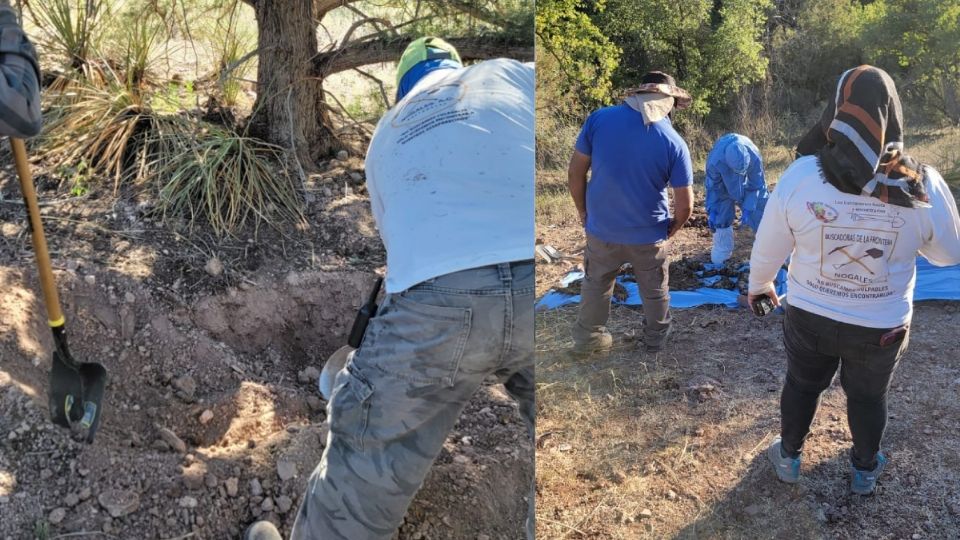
xmin=536 ymin=257 xmax=960 ymax=311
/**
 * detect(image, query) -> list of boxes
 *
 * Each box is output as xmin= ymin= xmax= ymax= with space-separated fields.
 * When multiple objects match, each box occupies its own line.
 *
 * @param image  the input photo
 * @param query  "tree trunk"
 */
xmin=942 ymin=73 xmax=960 ymax=126
xmin=248 ymin=0 xmax=333 ymax=169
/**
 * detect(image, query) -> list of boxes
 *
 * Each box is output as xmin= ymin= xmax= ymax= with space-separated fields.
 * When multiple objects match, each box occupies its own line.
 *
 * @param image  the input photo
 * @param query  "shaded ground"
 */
xmin=0 ymin=152 xmax=531 ymax=539
xmin=534 ymin=130 xmax=960 ymax=538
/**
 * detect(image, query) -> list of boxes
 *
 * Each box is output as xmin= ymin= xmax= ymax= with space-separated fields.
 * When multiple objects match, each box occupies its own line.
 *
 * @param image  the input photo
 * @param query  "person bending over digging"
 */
xmin=245 ymin=37 xmax=535 ymax=540
xmin=704 ymin=133 xmax=768 ymax=265
xmin=0 ymin=0 xmax=42 ymax=138
xmin=748 ymin=65 xmax=960 ymax=495
xmin=568 ymin=71 xmax=694 ymax=355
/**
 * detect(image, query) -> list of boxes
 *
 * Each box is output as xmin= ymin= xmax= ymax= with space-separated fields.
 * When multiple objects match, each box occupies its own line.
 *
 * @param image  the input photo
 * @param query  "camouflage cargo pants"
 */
xmin=290 ymin=261 xmax=535 ymax=540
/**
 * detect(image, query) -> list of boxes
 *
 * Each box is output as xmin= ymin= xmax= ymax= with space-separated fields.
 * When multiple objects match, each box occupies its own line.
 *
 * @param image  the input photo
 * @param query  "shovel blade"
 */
xmin=48 ymin=349 xmax=108 ymax=443
xmin=78 ymin=362 xmax=107 ymax=443
xmin=49 ymin=350 xmax=84 ymax=427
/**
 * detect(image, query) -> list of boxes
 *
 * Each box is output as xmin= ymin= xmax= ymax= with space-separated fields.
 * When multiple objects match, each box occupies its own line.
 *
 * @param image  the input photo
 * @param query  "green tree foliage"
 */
xmin=535 ymin=0 xmax=621 ymax=107
xmin=596 ymin=0 xmax=770 ymax=116
xmin=860 ymin=0 xmax=960 ymax=123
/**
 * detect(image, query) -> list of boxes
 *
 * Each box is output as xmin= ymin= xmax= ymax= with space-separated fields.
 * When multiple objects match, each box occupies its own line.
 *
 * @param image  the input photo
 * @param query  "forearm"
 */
xmin=567 ymin=150 xmax=591 ymax=219
xmin=748 ymin=218 xmax=793 ymax=293
xmin=568 ymin=173 xmax=586 ymax=215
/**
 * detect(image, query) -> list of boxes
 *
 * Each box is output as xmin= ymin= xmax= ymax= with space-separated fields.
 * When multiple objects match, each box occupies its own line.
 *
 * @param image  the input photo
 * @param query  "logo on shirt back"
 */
xmin=807 ymin=202 xmax=838 ymax=223
xmin=820 ymin=226 xmax=898 ymax=287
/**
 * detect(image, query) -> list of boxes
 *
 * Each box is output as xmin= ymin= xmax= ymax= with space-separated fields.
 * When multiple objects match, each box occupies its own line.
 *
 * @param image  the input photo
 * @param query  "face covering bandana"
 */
xmin=796 ymin=65 xmax=929 ymax=208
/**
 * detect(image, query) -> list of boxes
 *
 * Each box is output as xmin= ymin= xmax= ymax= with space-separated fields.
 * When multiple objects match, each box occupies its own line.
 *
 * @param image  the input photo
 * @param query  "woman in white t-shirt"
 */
xmin=748 ymin=65 xmax=960 ymax=496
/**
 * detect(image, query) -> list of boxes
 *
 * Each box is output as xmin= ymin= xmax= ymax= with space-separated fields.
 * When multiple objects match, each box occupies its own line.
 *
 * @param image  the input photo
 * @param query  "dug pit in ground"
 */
xmin=0 ymin=266 xmax=532 ymax=539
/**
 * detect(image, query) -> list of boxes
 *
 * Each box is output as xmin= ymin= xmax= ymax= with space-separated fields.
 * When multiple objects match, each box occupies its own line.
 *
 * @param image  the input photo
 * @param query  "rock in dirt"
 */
xmin=336 ymin=150 xmax=349 ymax=161
xmin=98 ymin=489 xmax=140 ymax=518
xmin=277 ymin=460 xmax=297 ymax=482
xmin=181 ymin=463 xmax=205 ymax=490
xmin=84 ymin=274 xmax=96 ymax=286
xmin=225 ymin=477 xmax=239 ymax=497
xmin=250 ymin=478 xmax=263 ymax=497
xmin=178 ymin=496 xmax=198 ymax=509
xmin=204 ymin=257 xmax=224 ymax=277
xmin=78 ymin=487 xmax=92 ymax=501
xmin=172 ymin=375 xmax=197 ymax=400
xmin=64 ymin=492 xmax=80 ymax=507
xmin=261 ymin=497 xmax=274 ymax=512
xmin=119 ymin=305 xmax=135 ymax=340
xmin=637 ymin=508 xmax=653 ymax=519
xmin=204 ymin=473 xmax=218 ymax=489
xmin=276 ymin=495 xmax=293 ymax=514
xmin=158 ymin=427 xmax=187 ymax=453
xmin=48 ymin=507 xmax=66 ymax=524
xmin=298 ymin=367 xmax=320 ymax=384
xmin=306 ymin=395 xmax=324 ymax=412
xmin=124 ymin=291 xmax=136 ymax=303
xmin=198 ymin=409 xmax=214 ymax=425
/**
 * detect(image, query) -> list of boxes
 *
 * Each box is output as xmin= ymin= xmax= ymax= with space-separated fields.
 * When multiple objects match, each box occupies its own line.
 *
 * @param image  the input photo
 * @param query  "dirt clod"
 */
xmin=277 ymin=460 xmax=297 ymax=482
xmin=159 ymin=427 xmax=187 ymax=453
xmin=98 ymin=489 xmax=139 ymax=518
xmin=204 ymin=257 xmax=224 ymax=277
xmin=297 ymin=367 xmax=320 ymax=384
xmin=48 ymin=507 xmax=66 ymax=524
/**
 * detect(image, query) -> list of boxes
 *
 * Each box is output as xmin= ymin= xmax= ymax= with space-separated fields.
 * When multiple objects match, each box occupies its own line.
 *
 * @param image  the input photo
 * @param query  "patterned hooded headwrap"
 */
xmin=796 ymin=65 xmax=929 ymax=208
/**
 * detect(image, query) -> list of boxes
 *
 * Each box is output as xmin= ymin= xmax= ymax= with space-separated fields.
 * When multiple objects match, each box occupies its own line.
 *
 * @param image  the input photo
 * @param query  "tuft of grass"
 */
xmin=149 ymin=118 xmax=304 ymax=236
xmin=208 ymin=1 xmax=257 ymax=107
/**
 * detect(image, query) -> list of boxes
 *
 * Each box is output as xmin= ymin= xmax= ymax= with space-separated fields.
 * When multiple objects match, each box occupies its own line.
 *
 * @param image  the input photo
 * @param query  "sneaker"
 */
xmin=243 ymin=521 xmax=282 ymax=540
xmin=850 ymin=452 xmax=888 ymax=495
xmin=767 ymin=437 xmax=801 ymax=484
xmin=572 ymin=331 xmax=613 ymax=356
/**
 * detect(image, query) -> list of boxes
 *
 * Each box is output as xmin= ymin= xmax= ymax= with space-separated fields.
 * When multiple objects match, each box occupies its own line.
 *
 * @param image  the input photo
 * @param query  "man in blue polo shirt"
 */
xmin=568 ymin=71 xmax=694 ymax=354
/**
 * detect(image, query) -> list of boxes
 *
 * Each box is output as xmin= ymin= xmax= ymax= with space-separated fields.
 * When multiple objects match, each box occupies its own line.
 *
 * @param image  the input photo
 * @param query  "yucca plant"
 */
xmin=150 ymin=118 xmax=303 ymax=236
xmin=118 ymin=13 xmax=165 ymax=92
xmin=209 ymin=1 xmax=257 ymax=107
xmin=28 ymin=0 xmax=105 ymax=72
xmin=41 ymin=66 xmax=153 ymax=192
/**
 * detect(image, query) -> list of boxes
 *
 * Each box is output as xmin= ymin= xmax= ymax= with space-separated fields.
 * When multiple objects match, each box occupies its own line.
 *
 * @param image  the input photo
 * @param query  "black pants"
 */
xmin=780 ymin=304 xmax=909 ymax=470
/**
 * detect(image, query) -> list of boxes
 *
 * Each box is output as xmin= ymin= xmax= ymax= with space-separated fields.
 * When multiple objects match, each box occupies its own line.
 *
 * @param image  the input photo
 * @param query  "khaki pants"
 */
xmin=573 ymin=234 xmax=671 ymax=348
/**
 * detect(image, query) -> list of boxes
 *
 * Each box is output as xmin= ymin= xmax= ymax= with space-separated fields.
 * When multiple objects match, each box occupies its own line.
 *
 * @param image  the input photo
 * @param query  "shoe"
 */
xmin=644 ymin=326 xmax=672 ymax=353
xmin=572 ymin=331 xmax=613 ymax=356
xmin=244 ymin=521 xmax=282 ymax=540
xmin=850 ymin=452 xmax=888 ymax=495
xmin=767 ymin=437 xmax=801 ymax=484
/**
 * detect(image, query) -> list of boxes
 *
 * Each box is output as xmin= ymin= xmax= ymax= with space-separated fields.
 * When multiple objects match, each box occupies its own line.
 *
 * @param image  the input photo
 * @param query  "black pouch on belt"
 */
xmin=348 ymin=277 xmax=383 ymax=348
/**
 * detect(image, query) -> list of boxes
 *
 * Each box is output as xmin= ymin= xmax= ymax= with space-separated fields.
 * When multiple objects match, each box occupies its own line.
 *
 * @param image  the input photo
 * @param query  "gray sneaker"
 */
xmin=244 ymin=521 xmax=282 ymax=540
xmin=767 ymin=437 xmax=801 ymax=484
xmin=850 ymin=452 xmax=888 ymax=495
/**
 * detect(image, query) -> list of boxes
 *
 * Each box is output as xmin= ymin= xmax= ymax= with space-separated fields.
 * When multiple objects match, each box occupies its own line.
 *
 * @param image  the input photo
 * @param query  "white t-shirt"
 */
xmin=364 ymin=59 xmax=534 ymax=293
xmin=749 ymin=155 xmax=960 ymax=328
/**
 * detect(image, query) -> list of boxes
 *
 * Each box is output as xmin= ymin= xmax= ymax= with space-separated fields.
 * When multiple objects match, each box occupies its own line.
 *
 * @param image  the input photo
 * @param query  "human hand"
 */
xmin=747 ymin=284 xmax=781 ymax=311
xmin=667 ymin=218 xmax=683 ymax=238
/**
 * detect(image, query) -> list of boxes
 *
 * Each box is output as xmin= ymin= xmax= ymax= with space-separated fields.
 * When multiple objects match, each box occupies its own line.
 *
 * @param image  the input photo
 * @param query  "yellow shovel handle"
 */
xmin=10 ymin=138 xmax=65 ymax=327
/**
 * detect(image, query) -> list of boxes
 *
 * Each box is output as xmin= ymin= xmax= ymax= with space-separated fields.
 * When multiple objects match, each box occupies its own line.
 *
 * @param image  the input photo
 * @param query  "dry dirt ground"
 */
xmin=0 ymin=151 xmax=531 ymax=539
xmin=535 ymin=182 xmax=960 ymax=539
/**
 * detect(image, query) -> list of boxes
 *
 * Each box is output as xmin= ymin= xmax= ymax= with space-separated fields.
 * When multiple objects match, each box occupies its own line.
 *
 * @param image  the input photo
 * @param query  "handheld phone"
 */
xmin=751 ymin=294 xmax=783 ymax=317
